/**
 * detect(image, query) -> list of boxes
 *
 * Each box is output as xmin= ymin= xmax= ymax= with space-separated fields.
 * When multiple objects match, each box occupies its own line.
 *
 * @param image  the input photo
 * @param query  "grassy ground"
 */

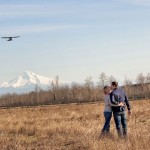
xmin=0 ymin=100 xmax=149 ymax=150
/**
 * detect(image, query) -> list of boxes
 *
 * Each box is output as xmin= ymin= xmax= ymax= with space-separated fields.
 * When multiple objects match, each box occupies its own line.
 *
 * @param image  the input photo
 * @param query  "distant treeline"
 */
xmin=0 ymin=73 xmax=150 ymax=107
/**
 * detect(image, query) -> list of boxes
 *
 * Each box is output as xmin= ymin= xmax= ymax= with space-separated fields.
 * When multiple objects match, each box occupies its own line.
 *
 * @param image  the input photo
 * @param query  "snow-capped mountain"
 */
xmin=0 ymin=71 xmax=67 ymax=94
xmin=1 ymin=71 xmax=54 ymax=88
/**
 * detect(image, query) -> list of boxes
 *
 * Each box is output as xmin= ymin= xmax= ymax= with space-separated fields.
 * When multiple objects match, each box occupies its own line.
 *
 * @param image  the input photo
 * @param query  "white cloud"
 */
xmin=0 ymin=24 xmax=86 ymax=35
xmin=0 ymin=4 xmax=80 ymax=18
xmin=117 ymin=0 xmax=150 ymax=6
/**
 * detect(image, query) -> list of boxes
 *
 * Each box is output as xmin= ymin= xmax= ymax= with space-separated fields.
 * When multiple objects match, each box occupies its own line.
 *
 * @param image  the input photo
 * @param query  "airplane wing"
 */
xmin=1 ymin=36 xmax=20 ymax=38
xmin=1 ymin=37 xmax=10 ymax=38
xmin=12 ymin=36 xmax=20 ymax=38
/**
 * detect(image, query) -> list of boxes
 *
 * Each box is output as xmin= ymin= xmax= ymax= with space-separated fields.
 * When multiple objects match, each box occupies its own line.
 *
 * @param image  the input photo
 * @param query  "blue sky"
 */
xmin=0 ymin=0 xmax=150 ymax=84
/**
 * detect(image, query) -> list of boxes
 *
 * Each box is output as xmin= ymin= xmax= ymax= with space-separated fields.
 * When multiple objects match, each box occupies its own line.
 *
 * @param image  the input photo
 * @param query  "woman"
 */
xmin=99 ymin=86 xmax=124 ymax=137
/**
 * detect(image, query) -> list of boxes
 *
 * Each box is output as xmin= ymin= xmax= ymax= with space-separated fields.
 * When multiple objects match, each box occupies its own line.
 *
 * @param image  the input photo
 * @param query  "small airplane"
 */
xmin=1 ymin=36 xmax=20 ymax=41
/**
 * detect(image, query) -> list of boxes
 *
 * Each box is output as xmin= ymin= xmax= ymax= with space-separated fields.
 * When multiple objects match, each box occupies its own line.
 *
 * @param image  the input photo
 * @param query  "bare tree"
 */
xmin=136 ymin=73 xmax=145 ymax=84
xmin=136 ymin=73 xmax=147 ymax=99
xmin=146 ymin=73 xmax=150 ymax=83
xmin=84 ymin=76 xmax=94 ymax=101
xmin=124 ymin=78 xmax=133 ymax=98
xmin=55 ymin=75 xmax=59 ymax=89
xmin=99 ymin=72 xmax=108 ymax=87
xmin=124 ymin=78 xmax=132 ymax=86
xmin=50 ymin=76 xmax=60 ymax=101
xmin=35 ymin=84 xmax=40 ymax=104
xmin=84 ymin=76 xmax=93 ymax=89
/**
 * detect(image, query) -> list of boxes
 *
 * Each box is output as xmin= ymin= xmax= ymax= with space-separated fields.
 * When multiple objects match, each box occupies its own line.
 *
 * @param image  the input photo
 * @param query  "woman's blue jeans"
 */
xmin=101 ymin=112 xmax=112 ymax=134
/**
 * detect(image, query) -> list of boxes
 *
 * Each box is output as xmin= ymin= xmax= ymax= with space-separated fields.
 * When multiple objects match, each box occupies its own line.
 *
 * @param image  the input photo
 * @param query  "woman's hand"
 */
xmin=119 ymin=102 xmax=124 ymax=107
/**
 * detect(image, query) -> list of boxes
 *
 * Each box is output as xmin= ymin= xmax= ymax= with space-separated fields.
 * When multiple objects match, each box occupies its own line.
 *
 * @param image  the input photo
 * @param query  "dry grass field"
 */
xmin=0 ymin=100 xmax=149 ymax=150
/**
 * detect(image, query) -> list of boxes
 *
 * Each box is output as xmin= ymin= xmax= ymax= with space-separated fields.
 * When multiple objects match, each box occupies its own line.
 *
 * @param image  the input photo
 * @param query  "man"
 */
xmin=110 ymin=81 xmax=131 ymax=137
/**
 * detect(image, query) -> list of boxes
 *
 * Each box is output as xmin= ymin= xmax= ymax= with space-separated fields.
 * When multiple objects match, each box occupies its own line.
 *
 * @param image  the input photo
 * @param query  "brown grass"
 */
xmin=0 ymin=100 xmax=149 ymax=150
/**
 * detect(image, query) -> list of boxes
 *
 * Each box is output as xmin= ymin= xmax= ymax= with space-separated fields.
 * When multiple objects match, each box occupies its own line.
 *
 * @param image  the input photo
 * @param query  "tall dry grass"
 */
xmin=0 ymin=100 xmax=149 ymax=150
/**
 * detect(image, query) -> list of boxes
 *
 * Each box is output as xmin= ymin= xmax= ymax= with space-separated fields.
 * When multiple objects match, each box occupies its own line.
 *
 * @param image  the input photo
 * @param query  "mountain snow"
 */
xmin=0 ymin=71 xmax=68 ymax=94
xmin=1 ymin=71 xmax=54 ymax=88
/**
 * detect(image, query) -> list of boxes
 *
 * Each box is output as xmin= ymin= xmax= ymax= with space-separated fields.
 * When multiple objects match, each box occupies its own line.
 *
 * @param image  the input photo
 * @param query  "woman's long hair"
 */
xmin=103 ymin=86 xmax=108 ymax=95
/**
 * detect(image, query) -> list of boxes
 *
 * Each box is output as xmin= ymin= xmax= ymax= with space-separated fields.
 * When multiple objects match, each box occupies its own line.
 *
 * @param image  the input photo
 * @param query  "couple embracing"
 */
xmin=100 ymin=81 xmax=131 ymax=138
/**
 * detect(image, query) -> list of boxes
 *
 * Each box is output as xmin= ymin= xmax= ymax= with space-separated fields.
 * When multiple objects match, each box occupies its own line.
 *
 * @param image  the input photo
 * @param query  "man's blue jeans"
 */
xmin=113 ymin=111 xmax=127 ymax=136
xmin=101 ymin=112 xmax=112 ymax=135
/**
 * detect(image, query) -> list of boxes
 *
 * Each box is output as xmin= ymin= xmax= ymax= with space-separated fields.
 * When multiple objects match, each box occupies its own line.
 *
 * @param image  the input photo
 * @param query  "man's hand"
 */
xmin=128 ymin=110 xmax=132 ymax=115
